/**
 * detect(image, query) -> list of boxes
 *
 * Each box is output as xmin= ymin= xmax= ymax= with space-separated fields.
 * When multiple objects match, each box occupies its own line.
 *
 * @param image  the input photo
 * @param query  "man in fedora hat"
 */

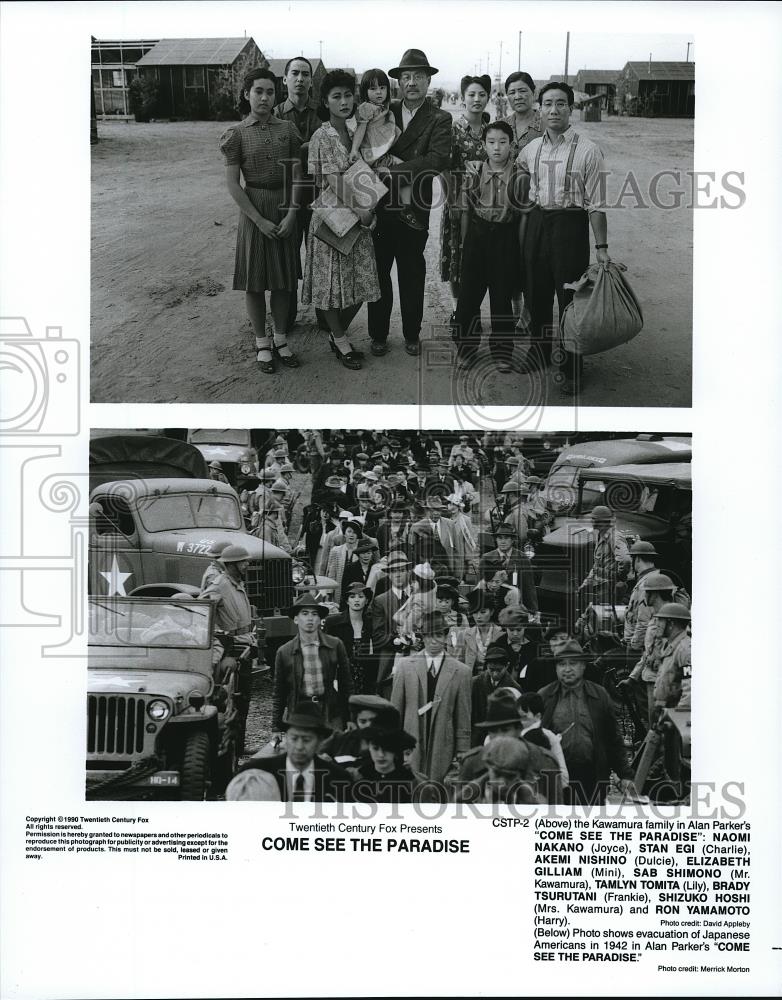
xmin=411 ymin=495 xmax=456 ymax=573
xmin=367 ymin=48 xmax=452 ymax=358
xmin=372 ymin=550 xmax=412 ymax=688
xmin=320 ymin=693 xmax=401 ymax=764
xmin=390 ymin=610 xmax=471 ymax=784
xmin=425 ymin=457 xmax=456 ymax=499
xmin=272 ymin=594 xmax=353 ymax=736
xmin=623 ymin=539 xmax=660 ymax=652
xmin=455 ymin=689 xmax=563 ymax=803
xmin=479 ymin=523 xmax=538 ymax=614
xmin=538 ymin=638 xmax=633 ymax=805
xmin=471 ymin=645 xmax=521 ymax=743
xmin=227 ymin=701 xmax=353 ymax=802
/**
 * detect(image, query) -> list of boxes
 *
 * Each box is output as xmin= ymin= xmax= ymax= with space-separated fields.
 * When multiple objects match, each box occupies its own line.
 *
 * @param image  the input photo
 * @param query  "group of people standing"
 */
xmin=220 ymin=47 xmax=610 ymax=393
xmin=197 ymin=430 xmax=692 ymax=805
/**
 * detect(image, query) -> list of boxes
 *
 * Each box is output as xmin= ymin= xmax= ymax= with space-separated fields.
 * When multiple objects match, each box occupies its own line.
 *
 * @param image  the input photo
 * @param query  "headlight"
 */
xmin=241 ymin=462 xmax=251 ymax=474
xmin=147 ymin=699 xmax=170 ymax=722
xmin=292 ymin=563 xmax=305 ymax=584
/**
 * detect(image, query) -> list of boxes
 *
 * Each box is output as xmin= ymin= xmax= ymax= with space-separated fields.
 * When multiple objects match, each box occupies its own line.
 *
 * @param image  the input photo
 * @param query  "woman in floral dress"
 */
xmin=439 ymin=74 xmax=491 ymax=324
xmin=302 ymin=69 xmax=380 ymax=371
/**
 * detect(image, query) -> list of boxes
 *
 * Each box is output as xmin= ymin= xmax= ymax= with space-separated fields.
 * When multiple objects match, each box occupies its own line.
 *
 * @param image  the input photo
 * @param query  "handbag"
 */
xmin=312 ymin=216 xmax=362 ymax=256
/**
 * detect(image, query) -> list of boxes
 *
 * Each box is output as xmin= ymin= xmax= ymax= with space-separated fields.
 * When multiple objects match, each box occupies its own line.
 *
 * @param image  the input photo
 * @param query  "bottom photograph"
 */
xmin=86 ymin=427 xmax=692 ymax=806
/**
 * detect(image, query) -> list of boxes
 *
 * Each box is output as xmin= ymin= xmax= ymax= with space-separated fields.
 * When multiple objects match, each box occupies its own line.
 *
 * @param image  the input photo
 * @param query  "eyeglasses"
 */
xmin=399 ymin=71 xmax=429 ymax=83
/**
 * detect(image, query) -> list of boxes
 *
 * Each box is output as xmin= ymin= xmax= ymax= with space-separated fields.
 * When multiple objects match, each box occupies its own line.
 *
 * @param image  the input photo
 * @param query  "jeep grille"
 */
xmin=87 ymin=695 xmax=155 ymax=757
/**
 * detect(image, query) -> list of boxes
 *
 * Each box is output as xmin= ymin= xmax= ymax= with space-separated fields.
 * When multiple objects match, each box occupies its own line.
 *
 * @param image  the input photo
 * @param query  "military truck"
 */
xmin=87 ymin=596 xmax=238 ymax=799
xmin=186 ymin=429 xmax=260 ymax=490
xmin=539 ymin=434 xmax=692 ymax=519
xmin=88 ymin=434 xmax=294 ymax=641
xmin=535 ymin=462 xmax=692 ymax=620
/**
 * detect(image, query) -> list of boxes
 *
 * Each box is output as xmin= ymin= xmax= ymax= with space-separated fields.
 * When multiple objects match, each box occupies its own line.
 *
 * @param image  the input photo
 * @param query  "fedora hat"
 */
xmin=286 ymin=593 xmax=330 ymax=619
xmin=474 ymin=691 xmax=522 ymax=729
xmin=494 ymin=523 xmax=516 ymax=537
xmin=498 ymin=605 xmax=532 ymax=627
xmin=282 ymin=701 xmax=332 ymax=738
xmin=484 ymin=645 xmax=511 ymax=667
xmin=419 ymin=610 xmax=447 ymax=635
xmin=387 ymin=551 xmax=412 ymax=569
xmin=388 ymin=45 xmax=437 ymax=78
xmin=553 ymin=638 xmax=594 ymax=662
xmin=355 ymin=536 xmax=375 ymax=554
xmin=412 ymin=562 xmax=435 ymax=581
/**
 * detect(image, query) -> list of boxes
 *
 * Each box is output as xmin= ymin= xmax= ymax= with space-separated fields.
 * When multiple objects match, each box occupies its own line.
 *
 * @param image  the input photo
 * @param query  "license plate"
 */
xmin=141 ymin=771 xmax=180 ymax=787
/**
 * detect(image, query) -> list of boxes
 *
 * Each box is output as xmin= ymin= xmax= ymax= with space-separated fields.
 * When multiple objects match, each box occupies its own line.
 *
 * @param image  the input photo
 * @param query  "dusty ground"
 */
xmin=91 ymin=111 xmax=692 ymax=406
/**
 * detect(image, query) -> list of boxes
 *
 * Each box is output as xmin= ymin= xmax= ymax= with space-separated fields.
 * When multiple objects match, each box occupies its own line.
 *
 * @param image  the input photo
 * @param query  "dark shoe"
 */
xmin=256 ymin=346 xmax=275 ymax=374
xmin=272 ymin=341 xmax=300 ymax=368
xmin=348 ymin=344 xmax=366 ymax=359
xmin=404 ymin=341 xmax=420 ymax=357
xmin=370 ymin=340 xmax=389 ymax=357
xmin=399 ymin=206 xmax=427 ymax=231
xmin=330 ymin=336 xmax=362 ymax=370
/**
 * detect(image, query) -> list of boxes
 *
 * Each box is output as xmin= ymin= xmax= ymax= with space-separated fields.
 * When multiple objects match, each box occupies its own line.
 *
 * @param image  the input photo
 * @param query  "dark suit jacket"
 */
xmin=272 ymin=632 xmax=353 ymax=730
xmin=237 ymin=753 xmax=354 ymax=802
xmin=375 ymin=521 xmax=413 ymax=558
xmin=387 ymin=98 xmax=452 ymax=222
xmin=487 ymin=635 xmax=554 ymax=693
xmin=538 ymin=679 xmax=632 ymax=786
xmin=470 ymin=669 xmax=521 ymax=744
xmin=479 ymin=547 xmax=538 ymax=612
xmin=371 ymin=587 xmax=408 ymax=686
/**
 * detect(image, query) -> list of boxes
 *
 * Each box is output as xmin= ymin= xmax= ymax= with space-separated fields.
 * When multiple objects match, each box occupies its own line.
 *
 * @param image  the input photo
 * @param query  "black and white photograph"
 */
xmin=88 ymin=428 xmax=692 ymax=804
xmin=90 ymin=12 xmax=695 ymax=405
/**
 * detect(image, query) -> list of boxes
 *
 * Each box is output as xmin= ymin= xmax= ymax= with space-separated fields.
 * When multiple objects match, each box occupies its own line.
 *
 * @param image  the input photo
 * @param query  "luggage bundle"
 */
xmin=561 ymin=261 xmax=644 ymax=355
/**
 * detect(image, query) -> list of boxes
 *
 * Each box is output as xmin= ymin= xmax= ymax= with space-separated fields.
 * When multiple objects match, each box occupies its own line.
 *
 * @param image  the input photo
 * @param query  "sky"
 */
xmin=84 ymin=0 xmax=695 ymax=88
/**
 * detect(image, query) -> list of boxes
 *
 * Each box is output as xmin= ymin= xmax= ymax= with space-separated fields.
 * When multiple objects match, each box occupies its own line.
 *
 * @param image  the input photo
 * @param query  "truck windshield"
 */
xmin=578 ymin=478 xmax=690 ymax=520
xmin=136 ymin=493 xmax=242 ymax=532
xmin=88 ymin=600 xmax=212 ymax=648
xmin=189 ymin=430 xmax=251 ymax=446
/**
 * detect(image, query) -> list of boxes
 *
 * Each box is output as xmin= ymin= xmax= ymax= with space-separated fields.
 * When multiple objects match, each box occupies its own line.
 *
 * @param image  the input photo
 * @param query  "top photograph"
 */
xmin=91 ymin=26 xmax=695 ymax=406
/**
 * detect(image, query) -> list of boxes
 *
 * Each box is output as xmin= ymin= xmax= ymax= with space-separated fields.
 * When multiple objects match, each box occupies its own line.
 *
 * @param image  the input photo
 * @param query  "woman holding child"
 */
xmin=302 ymin=69 xmax=381 ymax=371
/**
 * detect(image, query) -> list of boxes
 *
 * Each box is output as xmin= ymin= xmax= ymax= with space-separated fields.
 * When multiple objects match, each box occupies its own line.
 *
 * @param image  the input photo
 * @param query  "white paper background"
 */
xmin=1 ymin=2 xmax=781 ymax=997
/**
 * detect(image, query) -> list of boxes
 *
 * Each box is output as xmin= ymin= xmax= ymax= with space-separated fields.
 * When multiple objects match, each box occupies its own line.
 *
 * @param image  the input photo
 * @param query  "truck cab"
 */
xmin=186 ymin=429 xmax=260 ymax=490
xmin=535 ymin=461 xmax=692 ymax=620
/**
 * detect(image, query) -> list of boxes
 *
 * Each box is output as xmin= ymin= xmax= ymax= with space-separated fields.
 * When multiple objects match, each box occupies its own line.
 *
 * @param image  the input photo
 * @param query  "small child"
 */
xmin=349 ymin=68 xmax=423 ymax=231
xmin=454 ymin=119 xmax=528 ymax=371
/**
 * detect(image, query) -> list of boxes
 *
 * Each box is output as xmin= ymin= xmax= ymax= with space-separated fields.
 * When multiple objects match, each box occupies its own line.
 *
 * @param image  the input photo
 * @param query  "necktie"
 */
xmin=293 ymin=773 xmax=306 ymax=801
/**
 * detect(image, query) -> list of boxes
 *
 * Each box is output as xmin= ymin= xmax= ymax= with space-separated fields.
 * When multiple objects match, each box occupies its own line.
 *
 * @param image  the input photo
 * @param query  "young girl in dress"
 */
xmin=348 ymin=68 xmax=422 ymax=230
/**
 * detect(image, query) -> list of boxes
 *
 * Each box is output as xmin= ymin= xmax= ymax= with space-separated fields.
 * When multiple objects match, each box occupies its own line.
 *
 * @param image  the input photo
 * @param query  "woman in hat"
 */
xmin=439 ymin=74 xmax=492 ymax=327
xmin=326 ymin=519 xmax=365 ymax=605
xmin=324 ymin=582 xmax=377 ymax=693
xmin=341 ymin=538 xmax=378 ymax=602
xmin=353 ymin=727 xmax=419 ymax=803
xmin=319 ymin=694 xmax=401 ymax=763
xmin=435 ymin=583 xmax=469 ymax=662
xmin=463 ymin=588 xmax=503 ymax=672
xmin=302 ymin=69 xmax=381 ymax=371
xmin=219 ymin=68 xmax=303 ymax=374
xmin=393 ymin=562 xmax=437 ymax=640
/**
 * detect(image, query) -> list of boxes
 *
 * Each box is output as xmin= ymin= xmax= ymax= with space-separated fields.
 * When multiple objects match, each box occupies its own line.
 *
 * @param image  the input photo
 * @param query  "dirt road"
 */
xmin=91 ymin=112 xmax=692 ymax=407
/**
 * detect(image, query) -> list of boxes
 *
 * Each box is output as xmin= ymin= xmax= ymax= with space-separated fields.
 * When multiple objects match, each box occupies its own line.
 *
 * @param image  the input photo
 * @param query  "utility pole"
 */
xmin=318 ymin=39 xmax=323 ymax=61
xmin=518 ymin=30 xmax=522 ymax=70
xmin=486 ymin=51 xmax=490 ymax=78
xmin=686 ymin=41 xmax=692 ymax=62
xmin=498 ymin=40 xmax=503 ymax=81
xmin=564 ymin=31 xmax=570 ymax=80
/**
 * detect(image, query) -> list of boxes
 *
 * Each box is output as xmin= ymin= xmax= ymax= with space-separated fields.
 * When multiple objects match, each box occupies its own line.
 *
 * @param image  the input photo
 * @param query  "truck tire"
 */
xmin=180 ymin=730 xmax=211 ymax=800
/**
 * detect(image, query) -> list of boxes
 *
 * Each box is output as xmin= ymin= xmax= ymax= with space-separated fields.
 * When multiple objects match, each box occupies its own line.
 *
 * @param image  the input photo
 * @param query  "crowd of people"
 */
xmin=220 ymin=47 xmax=609 ymax=394
xmin=197 ymin=430 xmax=692 ymax=806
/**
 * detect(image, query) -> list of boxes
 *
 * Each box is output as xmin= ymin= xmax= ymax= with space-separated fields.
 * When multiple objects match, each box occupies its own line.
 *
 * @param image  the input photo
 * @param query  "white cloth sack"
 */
xmin=560 ymin=261 xmax=644 ymax=356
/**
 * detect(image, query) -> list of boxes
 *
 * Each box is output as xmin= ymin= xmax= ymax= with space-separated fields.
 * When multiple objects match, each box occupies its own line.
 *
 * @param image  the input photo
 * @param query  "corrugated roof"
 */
xmin=267 ymin=57 xmax=325 ymax=77
xmin=136 ymin=37 xmax=254 ymax=67
xmin=623 ymin=61 xmax=695 ymax=81
xmin=575 ymin=69 xmax=621 ymax=85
